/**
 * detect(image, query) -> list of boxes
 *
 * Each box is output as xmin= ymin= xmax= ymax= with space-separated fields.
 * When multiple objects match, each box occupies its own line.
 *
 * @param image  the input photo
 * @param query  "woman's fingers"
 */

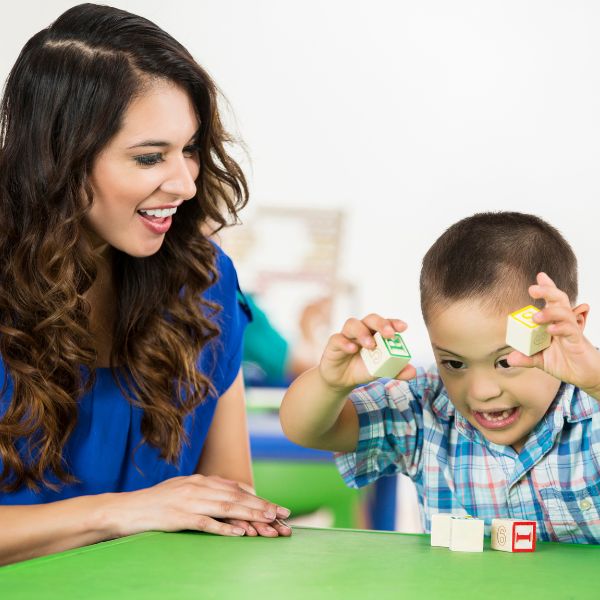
xmin=183 ymin=476 xmax=290 ymax=520
xmin=225 ymin=519 xmax=257 ymax=536
xmin=185 ymin=514 xmax=247 ymax=537
xmin=271 ymin=519 xmax=293 ymax=537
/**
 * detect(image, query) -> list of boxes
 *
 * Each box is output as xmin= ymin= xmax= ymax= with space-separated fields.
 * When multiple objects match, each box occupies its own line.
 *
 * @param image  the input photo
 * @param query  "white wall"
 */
xmin=3 ymin=1 xmax=600 ymax=365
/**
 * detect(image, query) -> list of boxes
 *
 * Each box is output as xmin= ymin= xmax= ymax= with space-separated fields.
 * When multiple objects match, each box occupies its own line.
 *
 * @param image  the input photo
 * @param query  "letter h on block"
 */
xmin=491 ymin=519 xmax=537 ymax=552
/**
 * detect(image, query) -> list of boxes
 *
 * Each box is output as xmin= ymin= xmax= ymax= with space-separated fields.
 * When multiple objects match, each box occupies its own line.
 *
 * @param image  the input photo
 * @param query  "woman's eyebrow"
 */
xmin=127 ymin=131 xmax=200 ymax=150
xmin=127 ymin=140 xmax=169 ymax=149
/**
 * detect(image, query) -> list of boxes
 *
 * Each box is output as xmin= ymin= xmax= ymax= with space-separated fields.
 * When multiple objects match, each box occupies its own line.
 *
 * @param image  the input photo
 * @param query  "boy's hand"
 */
xmin=318 ymin=314 xmax=417 ymax=390
xmin=507 ymin=272 xmax=600 ymax=398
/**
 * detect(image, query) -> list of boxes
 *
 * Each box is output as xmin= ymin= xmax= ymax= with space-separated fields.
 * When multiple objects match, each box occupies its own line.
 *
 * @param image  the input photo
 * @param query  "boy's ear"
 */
xmin=573 ymin=303 xmax=590 ymax=330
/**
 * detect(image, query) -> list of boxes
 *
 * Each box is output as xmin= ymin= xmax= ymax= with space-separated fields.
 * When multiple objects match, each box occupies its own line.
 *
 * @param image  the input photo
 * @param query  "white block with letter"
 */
xmin=360 ymin=332 xmax=411 ymax=378
xmin=506 ymin=305 xmax=551 ymax=356
xmin=491 ymin=518 xmax=537 ymax=552
xmin=449 ymin=516 xmax=484 ymax=552
xmin=430 ymin=513 xmax=453 ymax=547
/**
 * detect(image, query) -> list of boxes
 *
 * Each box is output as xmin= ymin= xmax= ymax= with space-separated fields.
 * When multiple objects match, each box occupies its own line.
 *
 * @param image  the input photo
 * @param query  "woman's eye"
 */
xmin=496 ymin=358 xmax=511 ymax=369
xmin=183 ymin=144 xmax=200 ymax=158
xmin=441 ymin=360 xmax=465 ymax=371
xmin=134 ymin=153 xmax=164 ymax=167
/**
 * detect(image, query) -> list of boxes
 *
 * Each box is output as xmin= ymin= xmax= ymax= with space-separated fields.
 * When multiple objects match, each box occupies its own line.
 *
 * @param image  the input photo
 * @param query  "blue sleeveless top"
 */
xmin=0 ymin=245 xmax=251 ymax=504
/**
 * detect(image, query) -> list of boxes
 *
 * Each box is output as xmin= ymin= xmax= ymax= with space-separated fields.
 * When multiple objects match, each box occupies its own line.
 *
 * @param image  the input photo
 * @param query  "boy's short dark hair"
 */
xmin=420 ymin=212 xmax=578 ymax=322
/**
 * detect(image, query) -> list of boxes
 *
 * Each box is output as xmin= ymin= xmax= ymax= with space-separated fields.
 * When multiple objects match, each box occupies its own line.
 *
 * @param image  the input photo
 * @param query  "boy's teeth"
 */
xmin=139 ymin=207 xmax=177 ymax=217
xmin=481 ymin=409 xmax=512 ymax=421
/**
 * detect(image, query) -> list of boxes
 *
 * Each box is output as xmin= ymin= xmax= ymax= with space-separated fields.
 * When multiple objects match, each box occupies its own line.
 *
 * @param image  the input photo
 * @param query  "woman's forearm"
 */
xmin=0 ymin=493 xmax=119 ymax=566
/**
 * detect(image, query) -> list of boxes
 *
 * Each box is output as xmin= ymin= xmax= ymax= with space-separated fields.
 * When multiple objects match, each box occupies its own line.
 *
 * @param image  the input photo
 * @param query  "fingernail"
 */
xmin=264 ymin=510 xmax=276 ymax=520
xmin=277 ymin=507 xmax=291 ymax=518
xmin=275 ymin=518 xmax=291 ymax=528
xmin=233 ymin=528 xmax=246 ymax=536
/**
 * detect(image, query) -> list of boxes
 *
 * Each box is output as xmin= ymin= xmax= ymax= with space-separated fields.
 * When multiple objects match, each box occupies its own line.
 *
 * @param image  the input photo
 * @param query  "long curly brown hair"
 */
xmin=0 ymin=4 xmax=248 ymax=492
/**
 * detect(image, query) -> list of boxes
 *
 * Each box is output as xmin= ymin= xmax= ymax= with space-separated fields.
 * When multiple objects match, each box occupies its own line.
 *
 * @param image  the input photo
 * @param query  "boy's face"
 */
xmin=426 ymin=299 xmax=561 ymax=452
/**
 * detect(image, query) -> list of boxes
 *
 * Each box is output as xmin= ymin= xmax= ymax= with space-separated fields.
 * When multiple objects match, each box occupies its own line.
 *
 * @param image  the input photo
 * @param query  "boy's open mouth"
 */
xmin=472 ymin=407 xmax=520 ymax=430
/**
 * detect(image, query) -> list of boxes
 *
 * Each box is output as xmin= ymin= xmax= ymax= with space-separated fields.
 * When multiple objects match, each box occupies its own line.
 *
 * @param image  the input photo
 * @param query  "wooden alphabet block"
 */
xmin=360 ymin=332 xmax=411 ymax=378
xmin=506 ymin=305 xmax=551 ymax=356
xmin=430 ymin=513 xmax=453 ymax=547
xmin=448 ymin=516 xmax=484 ymax=552
xmin=491 ymin=519 xmax=537 ymax=552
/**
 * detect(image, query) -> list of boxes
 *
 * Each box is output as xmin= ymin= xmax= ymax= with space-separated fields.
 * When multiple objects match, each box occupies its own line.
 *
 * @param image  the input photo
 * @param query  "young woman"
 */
xmin=0 ymin=3 xmax=291 ymax=566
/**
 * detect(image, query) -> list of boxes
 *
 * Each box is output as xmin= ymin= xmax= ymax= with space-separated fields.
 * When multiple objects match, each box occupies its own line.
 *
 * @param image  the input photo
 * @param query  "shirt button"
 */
xmin=580 ymin=498 xmax=593 ymax=511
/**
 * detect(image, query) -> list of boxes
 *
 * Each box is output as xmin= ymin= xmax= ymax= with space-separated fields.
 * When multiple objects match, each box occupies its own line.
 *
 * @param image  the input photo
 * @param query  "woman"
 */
xmin=0 ymin=3 xmax=291 ymax=565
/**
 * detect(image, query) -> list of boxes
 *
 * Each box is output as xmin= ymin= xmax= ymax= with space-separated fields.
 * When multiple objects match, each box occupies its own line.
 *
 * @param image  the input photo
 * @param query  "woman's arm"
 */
xmin=0 ymin=373 xmax=292 ymax=566
xmin=0 ymin=493 xmax=116 ymax=566
xmin=196 ymin=369 xmax=291 ymax=537
xmin=196 ymin=370 xmax=254 ymax=487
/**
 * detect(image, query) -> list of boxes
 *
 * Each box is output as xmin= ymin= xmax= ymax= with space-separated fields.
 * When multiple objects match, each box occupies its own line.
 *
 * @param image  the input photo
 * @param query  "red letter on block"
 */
xmin=512 ymin=522 xmax=536 ymax=552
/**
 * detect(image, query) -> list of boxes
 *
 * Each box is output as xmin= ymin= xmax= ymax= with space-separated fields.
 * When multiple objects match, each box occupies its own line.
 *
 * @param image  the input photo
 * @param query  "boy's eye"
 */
xmin=134 ymin=153 xmax=164 ymax=167
xmin=496 ymin=358 xmax=511 ymax=369
xmin=441 ymin=359 xmax=465 ymax=371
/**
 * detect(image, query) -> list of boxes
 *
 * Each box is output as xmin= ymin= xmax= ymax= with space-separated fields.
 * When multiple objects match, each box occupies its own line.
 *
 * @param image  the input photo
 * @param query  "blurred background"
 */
xmin=4 ymin=0 xmax=600 ymax=533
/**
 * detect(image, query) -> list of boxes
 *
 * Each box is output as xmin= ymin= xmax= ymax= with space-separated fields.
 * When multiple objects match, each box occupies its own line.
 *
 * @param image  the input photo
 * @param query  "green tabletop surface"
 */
xmin=1 ymin=527 xmax=598 ymax=599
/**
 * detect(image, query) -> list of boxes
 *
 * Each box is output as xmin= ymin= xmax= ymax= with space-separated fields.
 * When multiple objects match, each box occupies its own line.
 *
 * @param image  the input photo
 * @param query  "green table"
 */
xmin=1 ymin=527 xmax=598 ymax=599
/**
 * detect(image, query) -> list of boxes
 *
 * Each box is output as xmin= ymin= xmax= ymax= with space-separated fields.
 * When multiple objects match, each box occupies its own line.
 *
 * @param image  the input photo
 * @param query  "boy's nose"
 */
xmin=467 ymin=374 xmax=502 ymax=403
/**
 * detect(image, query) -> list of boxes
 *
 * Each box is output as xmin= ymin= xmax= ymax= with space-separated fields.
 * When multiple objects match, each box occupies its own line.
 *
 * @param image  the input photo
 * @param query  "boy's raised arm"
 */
xmin=280 ymin=314 xmax=416 ymax=453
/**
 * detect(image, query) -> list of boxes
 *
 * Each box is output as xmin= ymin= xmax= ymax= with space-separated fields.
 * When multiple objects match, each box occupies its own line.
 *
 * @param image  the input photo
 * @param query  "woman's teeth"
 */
xmin=139 ymin=207 xmax=177 ymax=218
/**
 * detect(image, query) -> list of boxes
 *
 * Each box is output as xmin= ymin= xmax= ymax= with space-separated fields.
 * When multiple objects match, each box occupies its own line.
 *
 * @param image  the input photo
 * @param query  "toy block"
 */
xmin=491 ymin=519 xmax=537 ymax=552
xmin=506 ymin=305 xmax=551 ymax=356
xmin=430 ymin=513 xmax=453 ymax=547
xmin=449 ymin=516 xmax=484 ymax=552
xmin=360 ymin=332 xmax=411 ymax=378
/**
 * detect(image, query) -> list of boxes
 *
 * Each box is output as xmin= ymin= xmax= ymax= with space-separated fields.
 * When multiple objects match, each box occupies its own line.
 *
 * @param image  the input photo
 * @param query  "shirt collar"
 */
xmin=437 ymin=382 xmax=597 ymax=448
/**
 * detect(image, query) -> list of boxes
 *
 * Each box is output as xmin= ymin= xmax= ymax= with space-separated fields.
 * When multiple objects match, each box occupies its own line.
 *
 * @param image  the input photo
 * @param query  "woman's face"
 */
xmin=86 ymin=81 xmax=200 ymax=257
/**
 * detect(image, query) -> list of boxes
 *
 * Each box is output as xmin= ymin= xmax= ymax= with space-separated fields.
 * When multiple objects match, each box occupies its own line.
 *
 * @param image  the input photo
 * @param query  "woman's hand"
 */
xmin=318 ymin=313 xmax=416 ymax=391
xmin=108 ymin=474 xmax=291 ymax=538
xmin=507 ymin=272 xmax=600 ymax=398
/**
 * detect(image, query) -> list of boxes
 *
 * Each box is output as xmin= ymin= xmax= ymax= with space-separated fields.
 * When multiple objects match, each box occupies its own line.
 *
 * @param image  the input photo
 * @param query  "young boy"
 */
xmin=280 ymin=212 xmax=600 ymax=543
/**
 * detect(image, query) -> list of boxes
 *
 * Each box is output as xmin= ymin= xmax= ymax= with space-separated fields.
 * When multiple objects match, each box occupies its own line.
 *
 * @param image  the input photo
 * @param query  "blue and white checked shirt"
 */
xmin=335 ymin=367 xmax=600 ymax=543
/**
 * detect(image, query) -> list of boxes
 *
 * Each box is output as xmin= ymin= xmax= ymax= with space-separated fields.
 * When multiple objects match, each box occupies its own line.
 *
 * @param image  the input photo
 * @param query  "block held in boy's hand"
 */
xmin=360 ymin=332 xmax=411 ymax=378
xmin=506 ymin=305 xmax=551 ymax=356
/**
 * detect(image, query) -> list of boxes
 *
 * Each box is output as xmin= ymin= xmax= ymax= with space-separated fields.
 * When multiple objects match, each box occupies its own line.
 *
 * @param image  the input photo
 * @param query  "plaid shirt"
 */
xmin=335 ymin=367 xmax=600 ymax=543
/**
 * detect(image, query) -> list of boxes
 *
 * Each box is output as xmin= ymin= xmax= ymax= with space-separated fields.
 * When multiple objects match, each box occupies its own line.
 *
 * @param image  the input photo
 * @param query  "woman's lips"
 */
xmin=472 ymin=407 xmax=520 ymax=430
xmin=138 ymin=212 xmax=172 ymax=235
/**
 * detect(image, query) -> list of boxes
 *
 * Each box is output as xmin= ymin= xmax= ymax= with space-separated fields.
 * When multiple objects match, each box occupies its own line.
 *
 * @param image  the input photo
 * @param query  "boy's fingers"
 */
xmin=390 ymin=319 xmax=408 ymax=333
xmin=536 ymin=272 xmax=555 ymax=286
xmin=340 ymin=316 xmax=407 ymax=350
xmin=534 ymin=306 xmax=577 ymax=326
xmin=341 ymin=318 xmax=377 ymax=347
xmin=394 ymin=364 xmax=417 ymax=381
xmin=529 ymin=283 xmax=570 ymax=307
xmin=329 ymin=332 xmax=360 ymax=354
xmin=507 ymin=350 xmax=539 ymax=369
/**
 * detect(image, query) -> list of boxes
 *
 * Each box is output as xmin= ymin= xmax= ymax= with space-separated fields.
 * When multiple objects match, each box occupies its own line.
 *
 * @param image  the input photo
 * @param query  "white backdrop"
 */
xmin=3 ymin=0 xmax=600 ymax=365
